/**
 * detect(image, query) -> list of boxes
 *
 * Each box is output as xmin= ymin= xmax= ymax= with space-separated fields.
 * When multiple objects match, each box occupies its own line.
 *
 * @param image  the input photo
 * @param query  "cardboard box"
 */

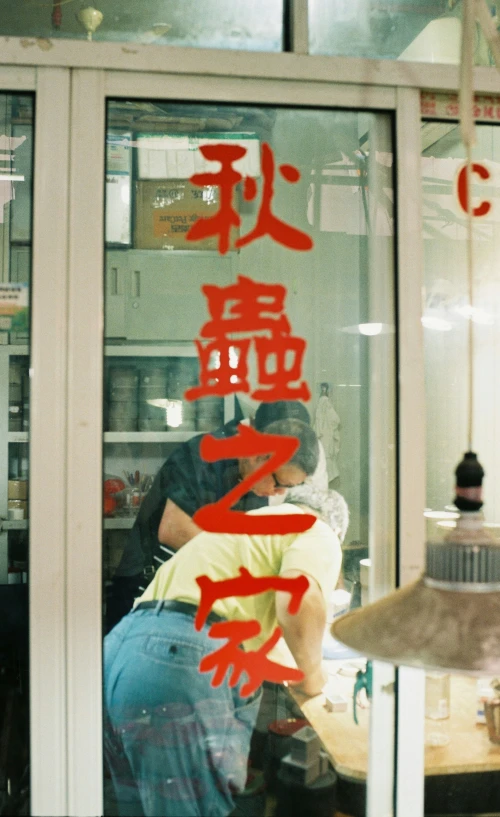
xmin=8 ymin=479 xmax=28 ymax=500
xmin=134 ymin=179 xmax=238 ymax=251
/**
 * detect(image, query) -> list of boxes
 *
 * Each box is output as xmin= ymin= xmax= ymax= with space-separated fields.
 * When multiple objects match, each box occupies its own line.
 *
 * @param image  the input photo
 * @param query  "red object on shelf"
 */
xmin=103 ymin=495 xmax=117 ymax=517
xmin=52 ymin=0 xmax=62 ymax=29
xmin=104 ymin=478 xmax=126 ymax=496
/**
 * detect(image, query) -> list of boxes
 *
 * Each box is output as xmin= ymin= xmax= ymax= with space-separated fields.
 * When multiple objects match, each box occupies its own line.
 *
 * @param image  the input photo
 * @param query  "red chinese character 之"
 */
xmin=193 ymin=424 xmax=316 ymax=535
xmin=195 ymin=567 xmax=310 ymax=695
xmin=186 ymin=142 xmax=313 ymax=254
xmin=184 ymin=275 xmax=311 ymax=402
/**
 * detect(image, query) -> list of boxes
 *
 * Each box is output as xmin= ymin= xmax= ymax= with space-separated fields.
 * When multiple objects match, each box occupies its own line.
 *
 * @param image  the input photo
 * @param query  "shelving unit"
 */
xmin=102 ymin=342 xmax=234 ymax=575
xmin=104 ymin=431 xmax=197 ymax=443
xmin=103 ymin=517 xmax=135 ymax=530
xmin=1 ymin=519 xmax=28 ymax=531
xmin=0 ymin=344 xmax=29 ymax=584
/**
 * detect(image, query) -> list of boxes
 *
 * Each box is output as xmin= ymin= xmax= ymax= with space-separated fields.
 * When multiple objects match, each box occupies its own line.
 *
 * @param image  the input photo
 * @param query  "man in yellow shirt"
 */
xmin=104 ymin=494 xmax=342 ymax=817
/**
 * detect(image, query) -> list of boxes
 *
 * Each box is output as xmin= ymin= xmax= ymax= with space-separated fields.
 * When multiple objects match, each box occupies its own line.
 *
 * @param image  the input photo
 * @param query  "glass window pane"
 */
xmin=310 ymin=0 xmax=492 ymax=65
xmin=103 ymin=99 xmax=396 ymax=817
xmin=0 ymin=0 xmax=283 ymax=52
xmin=423 ymin=121 xmax=500 ymax=812
xmin=0 ymin=92 xmax=33 ymax=817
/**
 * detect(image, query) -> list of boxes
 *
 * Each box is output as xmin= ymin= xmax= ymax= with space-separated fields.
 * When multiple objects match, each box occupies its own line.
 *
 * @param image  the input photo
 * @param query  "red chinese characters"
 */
xmin=193 ymin=423 xmax=316 ymax=535
xmin=185 ymin=275 xmax=311 ymax=403
xmin=186 ymin=142 xmax=313 ymax=255
xmin=195 ymin=568 xmax=310 ymax=695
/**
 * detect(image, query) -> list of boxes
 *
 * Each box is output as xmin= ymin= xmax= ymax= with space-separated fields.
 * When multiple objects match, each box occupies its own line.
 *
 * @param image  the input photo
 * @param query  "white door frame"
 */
xmin=0 ymin=50 xmax=429 ymax=817
xmin=66 ymin=68 xmax=423 ymax=817
xmin=0 ymin=65 xmax=72 ymax=816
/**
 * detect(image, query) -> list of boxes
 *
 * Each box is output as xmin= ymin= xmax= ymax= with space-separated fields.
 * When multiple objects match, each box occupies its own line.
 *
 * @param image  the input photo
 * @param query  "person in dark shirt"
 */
xmin=106 ymin=407 xmax=318 ymax=630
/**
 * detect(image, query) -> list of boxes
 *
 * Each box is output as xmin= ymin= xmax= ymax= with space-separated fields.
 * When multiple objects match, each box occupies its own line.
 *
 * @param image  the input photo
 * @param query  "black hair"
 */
xmin=254 ymin=400 xmax=311 ymax=431
xmin=262 ymin=418 xmax=319 ymax=476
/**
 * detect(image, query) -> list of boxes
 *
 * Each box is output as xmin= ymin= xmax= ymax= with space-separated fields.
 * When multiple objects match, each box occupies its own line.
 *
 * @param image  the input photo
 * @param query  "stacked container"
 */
xmin=9 ymin=361 xmax=25 ymax=431
xmin=167 ymin=359 xmax=198 ymax=431
xmin=138 ymin=366 xmax=168 ymax=431
xmin=196 ymin=395 xmax=224 ymax=432
xmin=22 ymin=367 xmax=30 ymax=431
xmin=108 ymin=367 xmax=139 ymax=431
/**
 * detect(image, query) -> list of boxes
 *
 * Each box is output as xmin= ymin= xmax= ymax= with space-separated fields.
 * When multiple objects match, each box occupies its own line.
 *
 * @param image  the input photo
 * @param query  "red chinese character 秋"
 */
xmin=186 ymin=142 xmax=313 ymax=255
xmin=195 ymin=567 xmax=310 ymax=696
xmin=184 ymin=275 xmax=310 ymax=402
xmin=186 ymin=143 xmax=244 ymax=256
xmin=193 ymin=423 xmax=317 ymax=535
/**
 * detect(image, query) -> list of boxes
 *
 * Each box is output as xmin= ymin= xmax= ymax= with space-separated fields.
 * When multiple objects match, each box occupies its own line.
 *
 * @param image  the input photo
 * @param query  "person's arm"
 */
xmin=157 ymin=498 xmax=202 ymax=550
xmin=275 ymin=568 xmax=327 ymax=697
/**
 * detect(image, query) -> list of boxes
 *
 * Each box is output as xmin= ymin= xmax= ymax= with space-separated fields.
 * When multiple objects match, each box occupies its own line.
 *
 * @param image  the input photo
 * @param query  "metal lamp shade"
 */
xmin=331 ymin=577 xmax=500 ymax=675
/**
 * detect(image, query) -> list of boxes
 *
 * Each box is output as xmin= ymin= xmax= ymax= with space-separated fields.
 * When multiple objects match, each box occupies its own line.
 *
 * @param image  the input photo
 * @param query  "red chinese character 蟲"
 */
xmin=186 ymin=142 xmax=313 ymax=255
xmin=184 ymin=275 xmax=311 ymax=402
xmin=195 ymin=567 xmax=310 ymax=695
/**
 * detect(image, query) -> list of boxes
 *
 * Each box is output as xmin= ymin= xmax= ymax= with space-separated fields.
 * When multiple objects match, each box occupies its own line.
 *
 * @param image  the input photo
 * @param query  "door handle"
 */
xmin=110 ymin=266 xmax=118 ymax=296
xmin=133 ymin=270 xmax=141 ymax=298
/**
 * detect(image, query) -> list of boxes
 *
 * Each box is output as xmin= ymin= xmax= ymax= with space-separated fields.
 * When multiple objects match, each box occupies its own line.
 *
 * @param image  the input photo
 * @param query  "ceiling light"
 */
xmin=358 ymin=322 xmax=383 ymax=336
xmin=421 ymin=315 xmax=453 ymax=331
xmin=455 ymin=304 xmax=495 ymax=325
xmin=340 ymin=322 xmax=394 ymax=335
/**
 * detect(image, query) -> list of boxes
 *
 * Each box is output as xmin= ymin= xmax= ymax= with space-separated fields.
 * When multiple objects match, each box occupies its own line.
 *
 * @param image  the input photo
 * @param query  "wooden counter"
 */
xmin=291 ymin=669 xmax=500 ymax=782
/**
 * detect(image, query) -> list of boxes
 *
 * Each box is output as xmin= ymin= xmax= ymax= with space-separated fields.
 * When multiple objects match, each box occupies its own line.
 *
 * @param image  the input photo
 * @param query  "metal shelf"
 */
xmin=105 ymin=344 xmax=196 ymax=358
xmin=2 ymin=520 xmax=28 ymax=530
xmin=0 ymin=345 xmax=29 ymax=358
xmin=104 ymin=517 xmax=135 ymax=529
xmin=104 ymin=431 xmax=197 ymax=443
xmin=8 ymin=432 xmax=29 ymax=443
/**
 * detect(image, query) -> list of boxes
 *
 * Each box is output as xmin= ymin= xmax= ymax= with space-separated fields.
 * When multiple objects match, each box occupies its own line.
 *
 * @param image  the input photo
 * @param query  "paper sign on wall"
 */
xmin=0 ymin=283 xmax=29 ymax=332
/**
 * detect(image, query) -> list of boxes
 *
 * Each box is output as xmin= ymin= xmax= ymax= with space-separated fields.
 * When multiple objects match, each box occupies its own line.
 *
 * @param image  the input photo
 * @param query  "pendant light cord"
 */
xmin=465 ymin=143 xmax=474 ymax=452
xmin=460 ymin=0 xmax=477 ymax=454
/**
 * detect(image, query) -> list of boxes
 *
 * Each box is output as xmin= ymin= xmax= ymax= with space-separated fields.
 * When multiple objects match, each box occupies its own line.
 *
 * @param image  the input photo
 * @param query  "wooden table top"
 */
xmin=290 ymin=667 xmax=500 ymax=782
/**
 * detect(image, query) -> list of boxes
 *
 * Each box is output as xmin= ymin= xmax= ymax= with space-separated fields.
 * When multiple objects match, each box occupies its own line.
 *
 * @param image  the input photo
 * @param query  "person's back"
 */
xmin=137 ymin=503 xmax=341 ymax=652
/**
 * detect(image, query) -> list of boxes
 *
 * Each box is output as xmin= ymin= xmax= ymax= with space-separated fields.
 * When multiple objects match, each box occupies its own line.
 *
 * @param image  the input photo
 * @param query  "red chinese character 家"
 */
xmin=185 ymin=275 xmax=310 ymax=402
xmin=195 ymin=567 xmax=309 ymax=695
xmin=186 ymin=142 xmax=313 ymax=255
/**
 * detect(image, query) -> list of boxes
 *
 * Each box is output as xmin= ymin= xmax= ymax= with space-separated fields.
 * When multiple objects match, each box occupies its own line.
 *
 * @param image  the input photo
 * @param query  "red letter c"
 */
xmin=456 ymin=162 xmax=491 ymax=218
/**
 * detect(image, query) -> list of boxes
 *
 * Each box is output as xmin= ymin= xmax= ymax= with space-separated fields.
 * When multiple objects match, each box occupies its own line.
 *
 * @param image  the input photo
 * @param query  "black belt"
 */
xmin=133 ymin=599 xmax=226 ymax=626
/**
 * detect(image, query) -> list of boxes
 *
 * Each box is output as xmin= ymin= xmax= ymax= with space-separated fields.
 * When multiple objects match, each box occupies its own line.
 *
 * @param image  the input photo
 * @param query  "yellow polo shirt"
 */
xmin=136 ymin=504 xmax=342 ymax=651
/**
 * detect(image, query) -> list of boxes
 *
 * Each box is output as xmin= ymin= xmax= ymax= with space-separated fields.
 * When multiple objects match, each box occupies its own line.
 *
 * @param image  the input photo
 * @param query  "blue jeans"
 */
xmin=104 ymin=606 xmax=262 ymax=817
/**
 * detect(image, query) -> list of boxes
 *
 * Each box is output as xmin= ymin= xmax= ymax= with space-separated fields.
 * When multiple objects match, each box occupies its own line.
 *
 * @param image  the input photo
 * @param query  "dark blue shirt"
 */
xmin=122 ymin=421 xmax=267 ymax=574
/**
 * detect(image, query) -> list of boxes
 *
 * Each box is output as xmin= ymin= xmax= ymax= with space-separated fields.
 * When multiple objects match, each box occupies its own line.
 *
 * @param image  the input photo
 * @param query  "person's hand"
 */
xmin=290 ymin=666 xmax=327 ymax=698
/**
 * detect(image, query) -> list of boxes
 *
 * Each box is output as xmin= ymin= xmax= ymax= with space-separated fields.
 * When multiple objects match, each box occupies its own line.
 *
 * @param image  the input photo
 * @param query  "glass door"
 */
xmin=0 ymin=91 xmax=33 ymax=817
xmin=98 ymin=93 xmax=397 ymax=817
xmin=422 ymin=118 xmax=500 ymax=817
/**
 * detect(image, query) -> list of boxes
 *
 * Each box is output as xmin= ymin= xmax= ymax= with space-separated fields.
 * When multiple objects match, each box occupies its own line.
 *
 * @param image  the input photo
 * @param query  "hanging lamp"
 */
xmin=332 ymin=0 xmax=500 ymax=675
